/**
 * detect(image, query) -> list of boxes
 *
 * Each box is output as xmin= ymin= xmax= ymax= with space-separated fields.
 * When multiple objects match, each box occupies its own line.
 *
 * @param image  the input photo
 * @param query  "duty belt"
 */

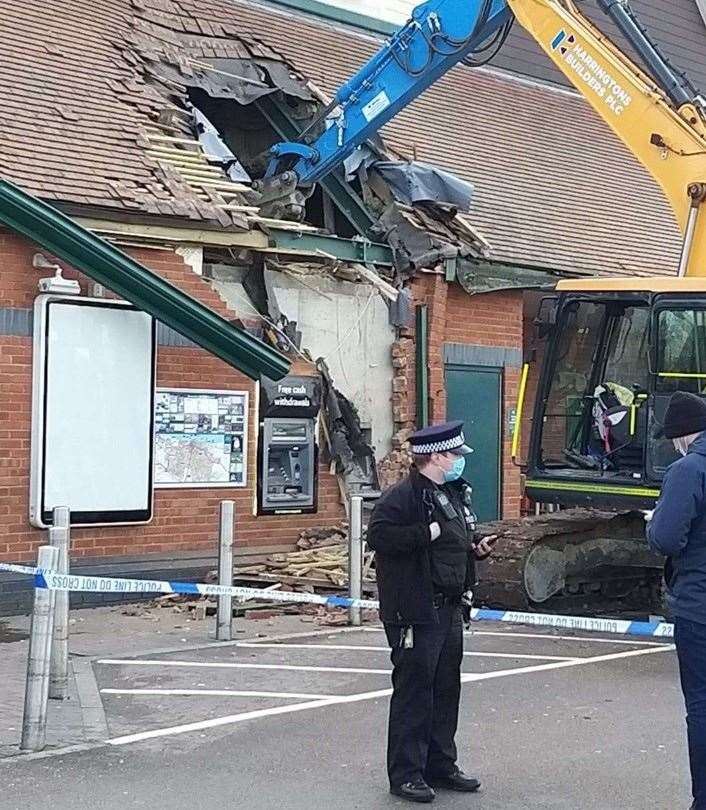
xmin=432 ymin=592 xmax=461 ymax=608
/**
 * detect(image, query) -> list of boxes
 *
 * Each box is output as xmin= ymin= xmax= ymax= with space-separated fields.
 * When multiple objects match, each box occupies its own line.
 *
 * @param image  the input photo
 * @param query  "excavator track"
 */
xmin=474 ymin=508 xmax=665 ymax=617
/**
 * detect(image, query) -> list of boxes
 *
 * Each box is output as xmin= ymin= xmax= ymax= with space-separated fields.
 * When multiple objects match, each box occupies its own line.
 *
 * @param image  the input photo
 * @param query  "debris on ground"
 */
xmin=296 ymin=605 xmax=379 ymax=627
xmin=233 ymin=526 xmax=376 ymax=591
xmin=121 ymin=526 xmax=378 ymax=624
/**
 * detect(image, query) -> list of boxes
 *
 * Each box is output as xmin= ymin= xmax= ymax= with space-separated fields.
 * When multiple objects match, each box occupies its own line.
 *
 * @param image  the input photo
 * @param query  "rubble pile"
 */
xmin=234 ymin=526 xmax=376 ymax=590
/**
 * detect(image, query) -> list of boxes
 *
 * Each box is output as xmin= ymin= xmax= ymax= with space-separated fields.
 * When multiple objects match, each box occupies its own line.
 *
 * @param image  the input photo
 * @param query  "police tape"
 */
xmin=0 ymin=562 xmax=675 ymax=638
xmin=469 ymin=608 xmax=674 ymax=639
xmin=0 ymin=562 xmax=41 ymax=576
xmin=0 ymin=563 xmax=379 ymax=611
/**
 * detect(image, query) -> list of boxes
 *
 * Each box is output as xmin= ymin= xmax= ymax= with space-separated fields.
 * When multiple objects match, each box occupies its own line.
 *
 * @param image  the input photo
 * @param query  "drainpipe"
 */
xmin=415 ymin=304 xmax=429 ymax=429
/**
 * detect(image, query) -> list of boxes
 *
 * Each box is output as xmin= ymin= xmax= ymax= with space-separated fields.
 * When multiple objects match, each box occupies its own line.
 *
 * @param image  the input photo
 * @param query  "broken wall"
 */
xmin=0 ymin=230 xmax=345 ymax=566
xmin=209 ymin=265 xmax=396 ymax=459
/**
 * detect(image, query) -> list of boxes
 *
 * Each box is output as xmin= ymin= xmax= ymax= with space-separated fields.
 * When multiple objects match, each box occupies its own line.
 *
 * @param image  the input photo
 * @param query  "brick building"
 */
xmin=0 ymin=0 xmax=698 ymax=607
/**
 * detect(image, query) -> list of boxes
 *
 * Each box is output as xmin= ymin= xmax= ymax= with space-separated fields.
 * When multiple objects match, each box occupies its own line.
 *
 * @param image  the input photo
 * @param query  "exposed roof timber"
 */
xmin=75 ymin=217 xmax=395 ymax=265
xmin=0 ymin=179 xmax=289 ymax=381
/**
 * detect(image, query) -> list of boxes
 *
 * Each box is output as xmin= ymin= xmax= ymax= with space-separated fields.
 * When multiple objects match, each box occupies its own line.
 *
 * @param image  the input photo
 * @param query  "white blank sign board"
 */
xmin=30 ymin=296 xmax=155 ymax=528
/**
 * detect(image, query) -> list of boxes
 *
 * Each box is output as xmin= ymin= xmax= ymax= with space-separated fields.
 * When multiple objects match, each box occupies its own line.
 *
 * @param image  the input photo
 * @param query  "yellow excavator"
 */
xmin=260 ymin=0 xmax=706 ymax=614
xmin=503 ymin=0 xmax=706 ymax=613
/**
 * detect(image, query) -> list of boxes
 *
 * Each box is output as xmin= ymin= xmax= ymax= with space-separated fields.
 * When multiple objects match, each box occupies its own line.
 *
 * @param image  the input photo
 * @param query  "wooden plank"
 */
xmin=235 ymin=572 xmax=339 ymax=589
xmin=147 ymin=146 xmax=224 ymax=162
xmin=234 ymin=572 xmax=377 ymax=594
xmin=219 ymin=204 xmax=261 ymax=213
xmin=351 ymin=263 xmax=398 ymax=301
xmin=173 ymin=167 xmax=226 ymax=178
xmin=187 ymin=178 xmax=251 ymax=192
xmin=247 ymin=216 xmax=320 ymax=232
xmin=148 ymin=152 xmax=208 ymax=166
xmin=146 ymin=133 xmax=203 ymax=146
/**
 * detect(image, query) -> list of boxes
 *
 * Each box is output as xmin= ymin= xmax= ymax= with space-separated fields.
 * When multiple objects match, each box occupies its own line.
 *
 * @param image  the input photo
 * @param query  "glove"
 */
xmin=642 ymin=510 xmax=654 ymax=523
xmin=429 ymin=521 xmax=441 ymax=542
xmin=461 ymin=589 xmax=473 ymax=628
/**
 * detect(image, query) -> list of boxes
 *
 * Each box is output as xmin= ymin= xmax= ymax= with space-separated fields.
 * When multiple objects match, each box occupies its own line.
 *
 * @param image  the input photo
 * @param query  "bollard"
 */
xmin=217 ymin=501 xmax=235 ymax=641
xmin=49 ymin=506 xmax=70 ymax=701
xmin=348 ymin=495 xmax=364 ymax=627
xmin=21 ymin=545 xmax=59 ymax=751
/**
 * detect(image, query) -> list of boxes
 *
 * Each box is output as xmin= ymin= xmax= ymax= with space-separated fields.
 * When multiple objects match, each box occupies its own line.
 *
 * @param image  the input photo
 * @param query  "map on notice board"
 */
xmin=154 ymin=389 xmax=248 ymax=487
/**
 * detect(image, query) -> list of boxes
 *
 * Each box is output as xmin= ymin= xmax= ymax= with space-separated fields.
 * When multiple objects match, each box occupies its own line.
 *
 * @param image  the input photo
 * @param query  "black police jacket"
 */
xmin=367 ymin=466 xmax=477 ymax=625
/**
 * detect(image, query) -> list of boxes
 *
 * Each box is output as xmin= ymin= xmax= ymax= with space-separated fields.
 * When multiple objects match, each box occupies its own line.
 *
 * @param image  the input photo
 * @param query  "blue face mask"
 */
xmin=443 ymin=456 xmax=466 ymax=482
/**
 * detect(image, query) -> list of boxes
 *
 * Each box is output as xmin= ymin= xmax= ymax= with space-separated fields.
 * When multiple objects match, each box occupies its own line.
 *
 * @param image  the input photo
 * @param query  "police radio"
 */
xmin=432 ymin=490 xmax=459 ymax=520
xmin=461 ymin=483 xmax=477 ymax=532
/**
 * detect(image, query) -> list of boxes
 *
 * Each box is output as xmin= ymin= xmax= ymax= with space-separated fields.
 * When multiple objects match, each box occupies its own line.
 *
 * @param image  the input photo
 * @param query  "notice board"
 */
xmin=154 ymin=388 xmax=248 ymax=488
xmin=30 ymin=296 xmax=155 ymax=528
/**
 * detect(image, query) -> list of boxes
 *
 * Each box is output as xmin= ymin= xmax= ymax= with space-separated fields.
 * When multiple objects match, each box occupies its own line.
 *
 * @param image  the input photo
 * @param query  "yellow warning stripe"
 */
xmin=525 ymin=479 xmax=660 ymax=498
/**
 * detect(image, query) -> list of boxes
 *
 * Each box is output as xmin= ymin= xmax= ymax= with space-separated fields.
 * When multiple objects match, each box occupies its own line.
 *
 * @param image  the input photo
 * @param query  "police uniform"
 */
xmin=367 ymin=421 xmax=487 ymax=802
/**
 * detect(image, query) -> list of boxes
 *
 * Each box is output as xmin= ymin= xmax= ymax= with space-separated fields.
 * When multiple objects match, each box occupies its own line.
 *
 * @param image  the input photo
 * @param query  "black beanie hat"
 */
xmin=659 ymin=391 xmax=706 ymax=439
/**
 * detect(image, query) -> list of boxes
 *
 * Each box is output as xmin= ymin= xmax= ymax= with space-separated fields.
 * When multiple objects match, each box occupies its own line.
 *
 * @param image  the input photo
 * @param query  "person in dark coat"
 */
xmin=647 ymin=391 xmax=706 ymax=810
xmin=367 ymin=420 xmax=496 ymax=804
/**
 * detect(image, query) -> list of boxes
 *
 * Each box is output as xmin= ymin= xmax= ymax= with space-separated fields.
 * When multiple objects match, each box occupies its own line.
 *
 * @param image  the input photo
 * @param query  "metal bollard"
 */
xmin=21 ymin=545 xmax=59 ymax=751
xmin=49 ymin=506 xmax=70 ymax=701
xmin=348 ymin=495 xmax=364 ymax=627
xmin=217 ymin=501 xmax=235 ymax=641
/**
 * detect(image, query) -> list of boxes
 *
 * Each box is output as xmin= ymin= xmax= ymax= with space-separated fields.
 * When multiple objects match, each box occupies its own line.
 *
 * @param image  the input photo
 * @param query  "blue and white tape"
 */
xmin=0 ymin=562 xmax=674 ymax=638
xmin=0 ymin=563 xmax=379 ymax=611
xmin=469 ymin=608 xmax=674 ymax=639
xmin=0 ymin=562 xmax=40 ymax=576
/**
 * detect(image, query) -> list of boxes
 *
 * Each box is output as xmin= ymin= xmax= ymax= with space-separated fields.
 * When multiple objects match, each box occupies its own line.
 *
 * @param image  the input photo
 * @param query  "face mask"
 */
xmin=443 ymin=456 xmax=466 ymax=482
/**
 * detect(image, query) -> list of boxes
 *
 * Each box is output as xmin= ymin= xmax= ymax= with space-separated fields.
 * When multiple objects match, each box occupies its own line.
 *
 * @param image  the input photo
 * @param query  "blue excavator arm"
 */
xmin=265 ymin=0 xmax=512 ymax=185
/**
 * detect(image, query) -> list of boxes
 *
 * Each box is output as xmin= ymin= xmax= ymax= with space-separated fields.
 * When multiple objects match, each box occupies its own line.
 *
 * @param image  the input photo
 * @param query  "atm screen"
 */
xmin=272 ymin=423 xmax=308 ymax=440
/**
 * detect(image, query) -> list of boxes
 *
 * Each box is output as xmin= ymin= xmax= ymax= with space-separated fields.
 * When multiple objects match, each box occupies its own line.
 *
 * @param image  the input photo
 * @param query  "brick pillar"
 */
xmin=427 ymin=273 xmax=448 ymax=423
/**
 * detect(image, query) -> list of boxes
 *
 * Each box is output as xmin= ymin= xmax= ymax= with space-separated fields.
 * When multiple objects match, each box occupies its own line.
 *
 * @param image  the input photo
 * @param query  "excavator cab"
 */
xmin=526 ymin=286 xmax=706 ymax=511
xmin=493 ymin=285 xmax=706 ymax=610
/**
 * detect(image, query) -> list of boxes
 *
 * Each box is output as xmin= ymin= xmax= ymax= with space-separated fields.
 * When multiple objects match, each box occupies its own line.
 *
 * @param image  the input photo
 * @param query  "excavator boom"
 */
xmin=264 ymin=0 xmax=706 ymax=275
xmin=258 ymin=0 xmax=706 ymax=614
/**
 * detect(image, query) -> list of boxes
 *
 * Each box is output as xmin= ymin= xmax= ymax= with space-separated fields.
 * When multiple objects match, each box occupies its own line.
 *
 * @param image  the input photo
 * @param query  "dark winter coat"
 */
xmin=647 ymin=431 xmax=706 ymax=624
xmin=367 ymin=467 xmax=477 ymax=625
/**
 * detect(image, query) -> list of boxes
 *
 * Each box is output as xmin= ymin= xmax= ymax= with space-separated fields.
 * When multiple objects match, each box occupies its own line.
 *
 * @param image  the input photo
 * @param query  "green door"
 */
xmin=445 ymin=364 xmax=502 ymax=521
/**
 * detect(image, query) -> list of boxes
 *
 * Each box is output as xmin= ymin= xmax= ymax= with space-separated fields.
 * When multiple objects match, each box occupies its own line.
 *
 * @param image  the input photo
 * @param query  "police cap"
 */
xmin=409 ymin=420 xmax=473 ymax=455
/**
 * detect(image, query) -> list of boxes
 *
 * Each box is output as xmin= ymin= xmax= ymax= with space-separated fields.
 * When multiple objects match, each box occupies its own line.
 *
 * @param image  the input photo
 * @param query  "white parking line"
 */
xmin=467 ymin=631 xmax=666 ymax=647
xmin=362 ymin=628 xmax=665 ymax=646
xmin=106 ymin=644 xmax=673 ymax=746
xmin=237 ymin=642 xmax=577 ymax=662
xmin=98 ymin=659 xmax=392 ymax=675
xmin=101 ymin=688 xmax=337 ymax=700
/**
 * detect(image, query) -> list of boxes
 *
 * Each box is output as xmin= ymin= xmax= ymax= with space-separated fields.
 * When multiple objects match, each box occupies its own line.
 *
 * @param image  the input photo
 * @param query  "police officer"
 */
xmin=367 ymin=420 xmax=496 ymax=803
xmin=647 ymin=392 xmax=706 ymax=810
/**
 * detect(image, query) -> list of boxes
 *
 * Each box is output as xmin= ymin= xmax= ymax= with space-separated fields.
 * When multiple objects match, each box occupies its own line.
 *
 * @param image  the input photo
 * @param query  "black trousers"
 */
xmin=675 ymin=617 xmax=706 ymax=809
xmin=384 ymin=603 xmax=464 ymax=788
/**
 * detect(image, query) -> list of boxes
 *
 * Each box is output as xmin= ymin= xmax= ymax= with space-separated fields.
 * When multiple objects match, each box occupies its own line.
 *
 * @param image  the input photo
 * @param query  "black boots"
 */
xmin=390 ymin=779 xmax=435 ymax=803
xmin=390 ymin=769 xmax=481 ymax=802
xmin=427 ymin=767 xmax=481 ymax=792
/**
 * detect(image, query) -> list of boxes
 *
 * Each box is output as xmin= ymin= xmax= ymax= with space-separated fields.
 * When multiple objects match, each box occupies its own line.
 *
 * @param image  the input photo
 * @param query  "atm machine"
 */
xmin=257 ymin=375 xmax=321 ymax=515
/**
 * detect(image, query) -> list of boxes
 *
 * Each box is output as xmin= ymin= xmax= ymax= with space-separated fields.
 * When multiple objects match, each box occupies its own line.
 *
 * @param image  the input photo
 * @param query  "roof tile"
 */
xmin=0 ymin=0 xmax=684 ymax=276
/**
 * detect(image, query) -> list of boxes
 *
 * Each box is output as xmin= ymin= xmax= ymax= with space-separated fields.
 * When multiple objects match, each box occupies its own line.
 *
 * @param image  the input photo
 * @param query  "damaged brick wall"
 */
xmin=0 ymin=230 xmax=344 ymax=563
xmin=378 ymin=319 xmax=415 ymax=491
xmin=378 ymin=273 xmax=523 ymax=519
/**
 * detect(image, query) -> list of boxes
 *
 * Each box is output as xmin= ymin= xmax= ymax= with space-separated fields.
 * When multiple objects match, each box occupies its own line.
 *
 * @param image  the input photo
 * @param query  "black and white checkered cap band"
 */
xmin=411 ymin=434 xmax=466 ymax=454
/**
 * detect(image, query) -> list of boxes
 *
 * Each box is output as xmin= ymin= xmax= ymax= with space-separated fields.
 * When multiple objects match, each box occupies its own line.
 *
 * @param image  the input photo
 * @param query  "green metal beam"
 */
xmin=456 ymin=259 xmax=558 ymax=295
xmin=255 ymin=95 xmax=376 ymax=238
xmin=415 ymin=304 xmax=429 ymax=429
xmin=267 ymin=229 xmax=393 ymax=265
xmin=0 ymin=178 xmax=290 ymax=381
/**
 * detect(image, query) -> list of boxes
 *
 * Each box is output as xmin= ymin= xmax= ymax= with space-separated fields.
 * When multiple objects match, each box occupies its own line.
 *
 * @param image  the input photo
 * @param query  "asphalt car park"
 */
xmin=3 ymin=622 xmax=690 ymax=810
